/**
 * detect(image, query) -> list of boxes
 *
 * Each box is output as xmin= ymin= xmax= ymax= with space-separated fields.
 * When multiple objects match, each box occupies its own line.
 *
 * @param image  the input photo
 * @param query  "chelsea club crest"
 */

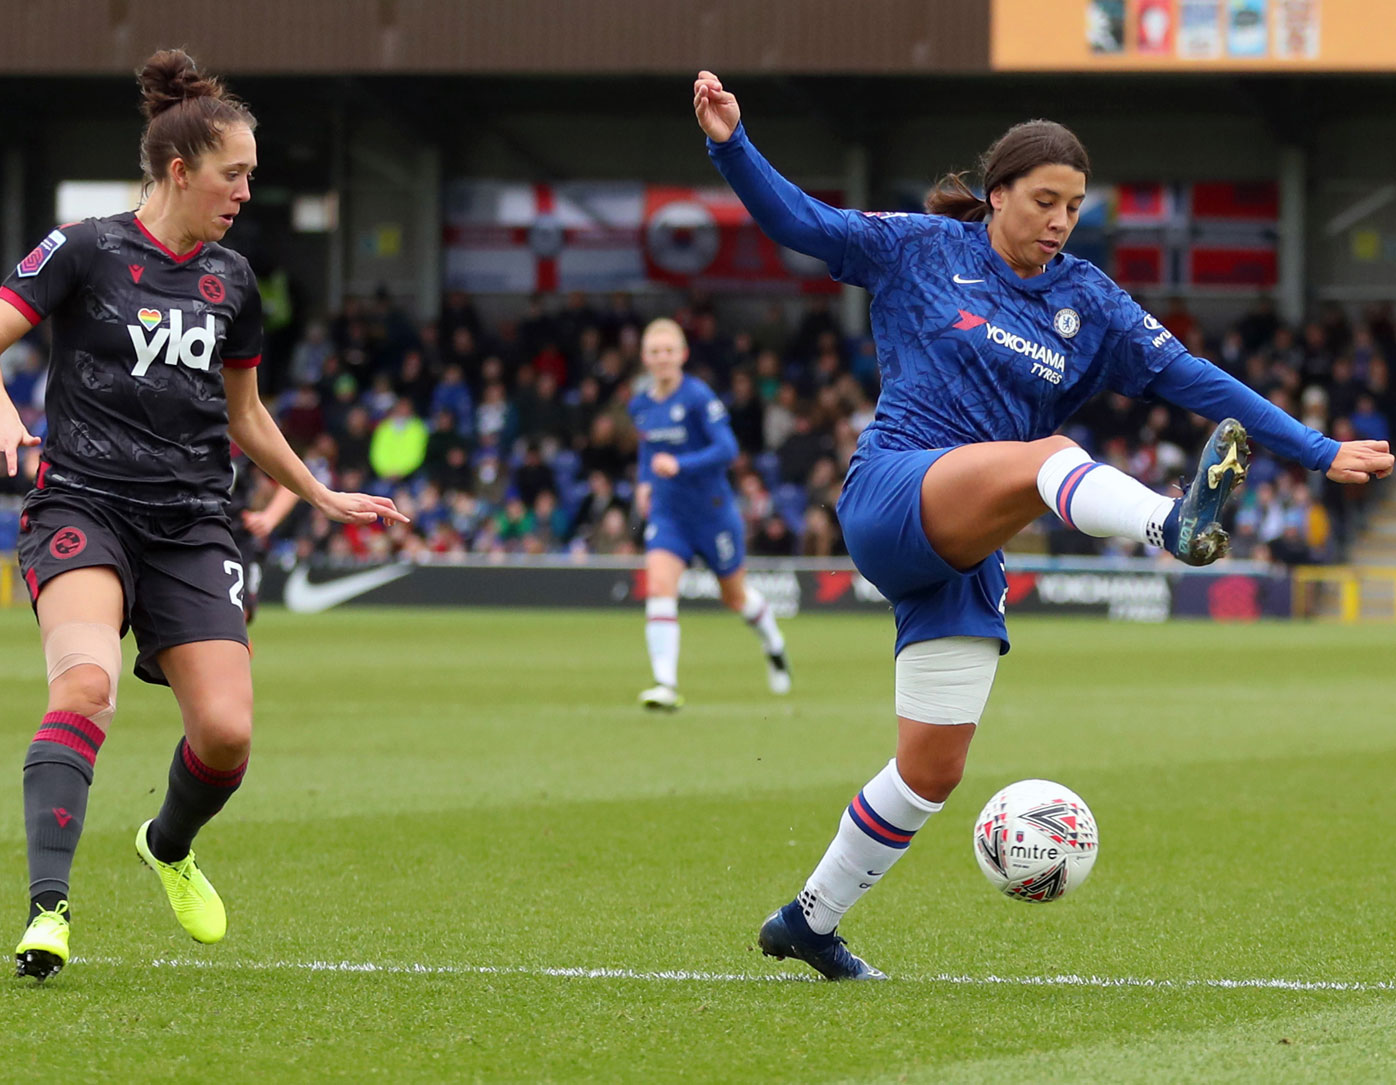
xmin=1053 ymin=308 xmax=1081 ymax=339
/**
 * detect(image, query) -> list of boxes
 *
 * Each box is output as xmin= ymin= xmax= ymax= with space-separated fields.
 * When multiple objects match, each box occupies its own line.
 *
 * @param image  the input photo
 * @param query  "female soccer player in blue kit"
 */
xmin=630 ymin=318 xmax=791 ymax=710
xmin=694 ymin=71 xmax=1393 ymax=980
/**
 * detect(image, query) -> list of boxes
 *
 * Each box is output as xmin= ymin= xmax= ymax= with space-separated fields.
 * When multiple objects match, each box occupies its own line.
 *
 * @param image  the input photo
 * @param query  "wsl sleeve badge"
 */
xmin=15 ymin=229 xmax=67 ymax=277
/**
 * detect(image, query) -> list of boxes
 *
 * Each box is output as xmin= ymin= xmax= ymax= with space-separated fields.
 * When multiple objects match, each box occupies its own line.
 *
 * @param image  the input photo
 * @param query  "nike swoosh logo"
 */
xmin=283 ymin=564 xmax=413 ymax=613
xmin=953 ymin=274 xmax=985 ymax=284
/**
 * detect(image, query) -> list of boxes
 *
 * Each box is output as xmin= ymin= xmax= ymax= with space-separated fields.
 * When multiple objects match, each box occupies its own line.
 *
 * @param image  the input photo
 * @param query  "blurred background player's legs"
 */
xmin=640 ymin=548 xmax=685 ymax=710
xmin=717 ymin=568 xmax=790 ymax=694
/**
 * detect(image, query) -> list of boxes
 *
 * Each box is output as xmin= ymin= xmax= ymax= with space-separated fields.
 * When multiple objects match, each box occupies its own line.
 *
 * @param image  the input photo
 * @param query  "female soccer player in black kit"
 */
xmin=3 ymin=50 xmax=407 ymax=981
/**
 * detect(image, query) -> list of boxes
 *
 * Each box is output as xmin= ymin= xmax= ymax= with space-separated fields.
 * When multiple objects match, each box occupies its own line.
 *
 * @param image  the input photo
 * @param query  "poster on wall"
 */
xmin=1136 ymin=0 xmax=1176 ymax=54
xmin=1177 ymin=0 xmax=1224 ymax=57
xmin=1087 ymin=0 xmax=1126 ymax=53
xmin=1226 ymin=0 xmax=1270 ymax=57
xmin=1273 ymin=0 xmax=1321 ymax=58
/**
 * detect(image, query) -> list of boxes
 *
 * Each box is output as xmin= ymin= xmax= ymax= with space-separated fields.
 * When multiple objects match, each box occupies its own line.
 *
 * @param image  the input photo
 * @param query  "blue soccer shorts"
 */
xmin=644 ymin=505 xmax=746 ymax=578
xmin=836 ymin=445 xmax=1009 ymax=656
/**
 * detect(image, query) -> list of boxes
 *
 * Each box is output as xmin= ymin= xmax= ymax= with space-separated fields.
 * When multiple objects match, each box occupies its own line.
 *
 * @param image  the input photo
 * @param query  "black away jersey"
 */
xmin=1 ymin=212 xmax=262 ymax=506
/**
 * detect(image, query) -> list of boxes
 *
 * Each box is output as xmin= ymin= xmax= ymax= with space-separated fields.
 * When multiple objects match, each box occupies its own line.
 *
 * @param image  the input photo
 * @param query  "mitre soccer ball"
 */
xmin=973 ymin=779 xmax=1099 ymax=902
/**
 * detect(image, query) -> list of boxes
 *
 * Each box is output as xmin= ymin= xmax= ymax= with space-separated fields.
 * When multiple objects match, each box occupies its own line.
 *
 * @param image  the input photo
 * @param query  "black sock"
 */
xmin=24 ymin=712 xmax=103 ymax=910
xmin=147 ymin=739 xmax=246 ymax=863
xmin=29 ymin=891 xmax=67 ymax=923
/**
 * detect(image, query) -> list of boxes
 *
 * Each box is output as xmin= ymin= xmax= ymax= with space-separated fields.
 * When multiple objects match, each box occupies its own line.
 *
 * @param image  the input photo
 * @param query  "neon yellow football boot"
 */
xmin=135 ymin=820 xmax=227 ymax=944
xmin=15 ymin=900 xmax=70 ymax=982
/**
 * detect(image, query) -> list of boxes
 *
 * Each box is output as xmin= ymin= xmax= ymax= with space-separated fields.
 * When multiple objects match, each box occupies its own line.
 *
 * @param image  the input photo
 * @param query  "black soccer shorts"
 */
xmin=18 ymin=489 xmax=250 ymax=685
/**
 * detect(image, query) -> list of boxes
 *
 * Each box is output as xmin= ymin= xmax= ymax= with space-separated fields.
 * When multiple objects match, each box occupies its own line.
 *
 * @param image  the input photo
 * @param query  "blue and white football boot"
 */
xmin=757 ymin=900 xmax=887 ymax=981
xmin=1160 ymin=417 xmax=1248 ymax=567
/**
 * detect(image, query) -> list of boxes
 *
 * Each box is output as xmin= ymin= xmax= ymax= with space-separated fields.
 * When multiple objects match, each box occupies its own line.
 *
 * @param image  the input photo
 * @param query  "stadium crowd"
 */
xmin=0 ymin=287 xmax=1390 ymax=566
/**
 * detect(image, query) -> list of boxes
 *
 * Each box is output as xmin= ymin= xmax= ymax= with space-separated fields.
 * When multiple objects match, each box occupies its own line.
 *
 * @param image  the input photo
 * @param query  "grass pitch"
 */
xmin=2 ymin=606 xmax=1395 ymax=1082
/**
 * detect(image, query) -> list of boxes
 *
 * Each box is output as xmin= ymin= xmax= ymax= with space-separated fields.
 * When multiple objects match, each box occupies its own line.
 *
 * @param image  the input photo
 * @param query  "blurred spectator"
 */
xmin=278 ymin=384 xmax=325 ymax=451
xmin=727 ymin=370 xmax=765 ymax=454
xmin=494 ymin=495 xmax=535 ymax=549
xmin=368 ymin=397 xmax=428 ymax=482
xmin=570 ymin=470 xmax=625 ymax=544
xmin=581 ymin=413 xmax=629 ymax=478
xmin=531 ymin=490 xmax=570 ymax=551
xmin=335 ymin=406 xmax=374 ymax=477
xmin=397 ymin=350 xmax=434 ymax=415
xmin=590 ymin=506 xmax=636 ymax=555
xmin=424 ymin=410 xmax=471 ymax=490
xmin=430 ymin=364 xmax=475 ymax=437
xmin=801 ymin=506 xmax=846 ymax=557
xmin=750 ymin=515 xmax=797 ymax=556
xmin=1351 ymin=393 xmax=1390 ymax=442
xmin=288 ymin=321 xmax=333 ymax=386
xmin=513 ymin=444 xmax=555 ymax=507
xmin=476 ymin=381 xmax=518 ymax=448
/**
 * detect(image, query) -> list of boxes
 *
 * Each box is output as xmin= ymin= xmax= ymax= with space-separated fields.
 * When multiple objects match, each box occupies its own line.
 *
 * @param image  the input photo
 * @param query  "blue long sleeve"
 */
xmin=1145 ymin=353 xmax=1339 ymax=472
xmin=675 ymin=417 xmax=738 ymax=475
xmin=707 ymin=122 xmax=850 ymax=267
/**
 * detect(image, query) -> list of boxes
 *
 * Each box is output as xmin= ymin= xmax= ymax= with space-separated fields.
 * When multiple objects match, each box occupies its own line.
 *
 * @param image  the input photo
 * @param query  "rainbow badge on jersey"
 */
xmin=15 ymin=230 xmax=66 ymax=278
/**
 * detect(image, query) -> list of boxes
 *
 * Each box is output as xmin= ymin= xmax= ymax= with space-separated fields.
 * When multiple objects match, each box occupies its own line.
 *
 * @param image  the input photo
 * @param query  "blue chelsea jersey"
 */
xmin=833 ymin=212 xmax=1186 ymax=455
xmin=628 ymin=374 xmax=739 ymax=518
xmin=707 ymin=122 xmax=1339 ymax=474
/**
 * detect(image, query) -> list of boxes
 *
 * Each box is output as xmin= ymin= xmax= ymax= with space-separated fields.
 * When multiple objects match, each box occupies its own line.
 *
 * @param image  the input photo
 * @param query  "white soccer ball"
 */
xmin=973 ymin=779 xmax=1099 ymax=902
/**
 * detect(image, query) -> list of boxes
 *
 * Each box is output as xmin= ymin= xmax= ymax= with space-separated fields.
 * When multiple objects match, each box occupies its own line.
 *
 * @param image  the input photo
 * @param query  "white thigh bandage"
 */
xmin=894 ymin=636 xmax=1000 ymax=726
xmin=43 ymin=622 xmax=122 ymax=732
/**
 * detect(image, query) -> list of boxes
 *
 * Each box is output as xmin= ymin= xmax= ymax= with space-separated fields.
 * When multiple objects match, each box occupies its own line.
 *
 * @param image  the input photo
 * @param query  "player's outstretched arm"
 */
xmin=696 ymin=71 xmax=852 ymax=269
xmin=1145 ymin=352 xmax=1393 ymax=481
xmin=224 ymin=367 xmax=409 ymax=526
xmin=0 ymin=301 xmax=40 ymax=477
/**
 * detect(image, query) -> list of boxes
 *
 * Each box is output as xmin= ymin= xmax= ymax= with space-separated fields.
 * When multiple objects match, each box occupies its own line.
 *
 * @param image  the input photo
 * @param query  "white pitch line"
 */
xmin=69 ymin=957 xmax=1396 ymax=992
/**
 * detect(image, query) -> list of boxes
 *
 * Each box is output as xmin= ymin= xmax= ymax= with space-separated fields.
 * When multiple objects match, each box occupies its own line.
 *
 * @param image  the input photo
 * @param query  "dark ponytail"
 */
xmin=925 ymin=171 xmax=991 ymax=222
xmin=926 ymin=119 xmax=1090 ymax=221
xmin=136 ymin=49 xmax=256 ymax=183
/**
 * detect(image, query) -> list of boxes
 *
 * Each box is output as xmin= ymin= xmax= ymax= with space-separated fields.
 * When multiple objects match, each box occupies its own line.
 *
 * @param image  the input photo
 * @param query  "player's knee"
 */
xmin=47 ymin=664 xmax=113 ymax=722
xmin=185 ymin=701 xmax=253 ymax=767
xmin=44 ymin=621 xmax=122 ymax=727
xmin=190 ymin=723 xmax=252 ymax=768
xmin=1032 ymin=434 xmax=1079 ymax=462
xmin=898 ymin=760 xmax=965 ymax=804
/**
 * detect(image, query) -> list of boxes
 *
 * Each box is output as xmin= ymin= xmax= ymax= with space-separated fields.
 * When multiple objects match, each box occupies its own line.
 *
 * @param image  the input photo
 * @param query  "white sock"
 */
xmin=740 ymin=586 xmax=785 ymax=655
xmin=1037 ymin=446 xmax=1174 ymax=547
xmin=799 ymin=758 xmax=943 ymax=935
xmin=645 ymin=596 xmax=679 ymax=688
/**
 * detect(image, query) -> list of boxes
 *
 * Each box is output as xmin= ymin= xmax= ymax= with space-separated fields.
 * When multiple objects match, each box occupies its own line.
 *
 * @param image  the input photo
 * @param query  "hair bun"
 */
xmin=136 ymin=49 xmax=222 ymax=120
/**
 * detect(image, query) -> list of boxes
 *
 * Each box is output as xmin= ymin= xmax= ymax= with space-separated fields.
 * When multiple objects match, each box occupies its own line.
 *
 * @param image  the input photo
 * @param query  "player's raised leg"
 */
xmin=760 ymin=636 xmax=997 ymax=980
xmin=919 ymin=421 xmax=1246 ymax=571
xmin=136 ymin=639 xmax=252 ymax=944
xmin=640 ymin=549 xmax=686 ymax=711
xmin=16 ymin=567 xmax=124 ymax=982
xmin=718 ymin=569 xmax=790 ymax=695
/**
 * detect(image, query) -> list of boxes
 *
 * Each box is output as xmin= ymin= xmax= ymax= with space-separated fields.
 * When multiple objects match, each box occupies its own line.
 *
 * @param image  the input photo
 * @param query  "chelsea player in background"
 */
xmin=629 ymin=318 xmax=791 ymax=711
xmin=694 ymin=70 xmax=1392 ymax=980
